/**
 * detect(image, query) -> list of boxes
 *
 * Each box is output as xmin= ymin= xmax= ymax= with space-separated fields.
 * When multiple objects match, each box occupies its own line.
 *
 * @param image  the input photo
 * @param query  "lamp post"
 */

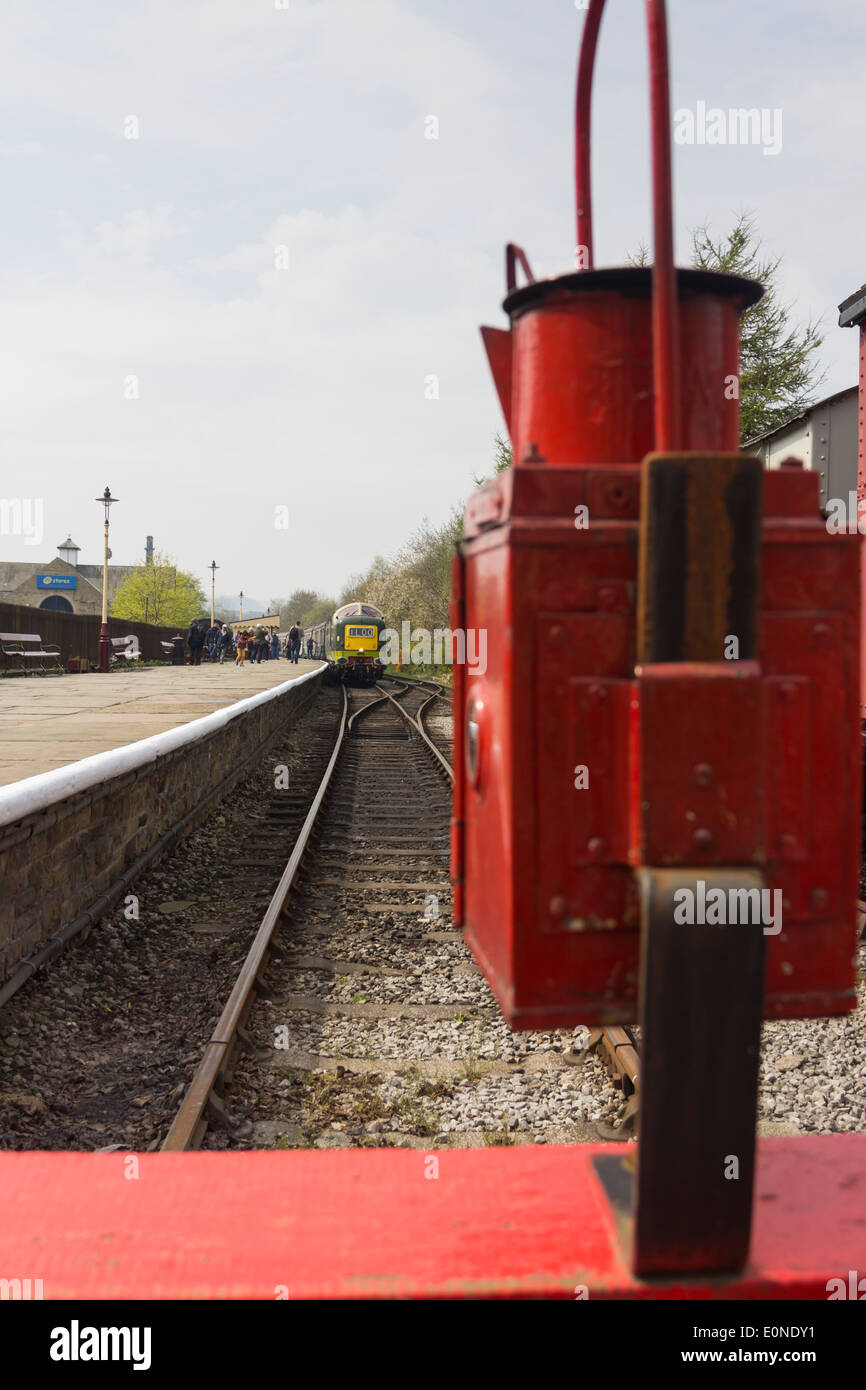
xmin=209 ymin=561 xmax=219 ymax=627
xmin=95 ymin=486 xmax=118 ymax=673
xmin=239 ymin=590 xmax=244 ymax=622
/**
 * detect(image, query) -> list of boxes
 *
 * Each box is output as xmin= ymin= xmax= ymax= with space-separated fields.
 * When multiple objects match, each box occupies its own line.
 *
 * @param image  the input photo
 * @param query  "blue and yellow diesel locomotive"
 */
xmin=308 ymin=602 xmax=386 ymax=686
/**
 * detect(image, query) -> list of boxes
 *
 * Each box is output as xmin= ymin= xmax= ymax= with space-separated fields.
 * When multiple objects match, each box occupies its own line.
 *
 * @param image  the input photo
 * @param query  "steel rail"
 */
xmin=385 ymin=675 xmax=452 ymax=704
xmin=375 ymin=681 xmax=453 ymax=783
xmin=0 ymin=677 xmax=323 ymax=1012
xmin=161 ymin=686 xmax=349 ymax=1151
xmin=346 ymin=684 xmax=393 ymax=732
xmin=590 ymin=1025 xmax=641 ymax=1135
xmin=163 ymin=676 xmax=640 ymax=1149
xmin=381 ymin=677 xmax=639 ymax=1127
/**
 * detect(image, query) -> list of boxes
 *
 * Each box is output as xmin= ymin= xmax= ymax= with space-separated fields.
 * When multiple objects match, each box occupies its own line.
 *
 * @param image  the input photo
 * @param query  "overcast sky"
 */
xmin=1 ymin=0 xmax=863 ymax=602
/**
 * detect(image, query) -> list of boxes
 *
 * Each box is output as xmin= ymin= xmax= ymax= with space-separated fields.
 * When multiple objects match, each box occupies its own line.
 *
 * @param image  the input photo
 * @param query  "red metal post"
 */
xmin=574 ymin=0 xmax=681 ymax=447
xmin=462 ymin=0 xmax=862 ymax=1282
xmin=645 ymin=0 xmax=680 ymax=450
xmin=574 ymin=0 xmax=605 ymax=267
xmin=838 ymin=286 xmax=866 ymax=712
xmin=449 ymin=548 xmax=466 ymax=927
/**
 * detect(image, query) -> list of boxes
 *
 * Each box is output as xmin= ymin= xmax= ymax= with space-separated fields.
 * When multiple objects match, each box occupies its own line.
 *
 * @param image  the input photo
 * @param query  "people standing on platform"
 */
xmin=271 ymin=632 xmax=280 ymax=661
xmin=252 ymin=625 xmax=267 ymax=664
xmin=288 ymin=621 xmax=301 ymax=663
xmin=219 ymin=625 xmax=232 ymax=663
xmin=205 ymin=622 xmax=221 ymax=661
xmin=187 ymin=620 xmax=206 ymax=666
xmin=306 ymin=636 xmax=314 ymax=659
xmin=235 ymin=629 xmax=249 ymax=665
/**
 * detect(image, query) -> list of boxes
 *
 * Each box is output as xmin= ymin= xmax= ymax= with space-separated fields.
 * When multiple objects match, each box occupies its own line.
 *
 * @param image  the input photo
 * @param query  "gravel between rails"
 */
xmin=758 ymin=956 xmax=866 ymax=1134
xmin=206 ymin=695 xmax=630 ymax=1150
xmin=431 ymin=709 xmax=866 ymax=1137
xmin=0 ymin=687 xmax=863 ymax=1151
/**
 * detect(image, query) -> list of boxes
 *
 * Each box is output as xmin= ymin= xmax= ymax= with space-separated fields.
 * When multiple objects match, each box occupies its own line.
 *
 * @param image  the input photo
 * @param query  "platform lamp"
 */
xmin=95 ymin=486 xmax=118 ymax=673
xmin=209 ymin=560 xmax=219 ymax=627
xmin=238 ymin=590 xmax=244 ymax=623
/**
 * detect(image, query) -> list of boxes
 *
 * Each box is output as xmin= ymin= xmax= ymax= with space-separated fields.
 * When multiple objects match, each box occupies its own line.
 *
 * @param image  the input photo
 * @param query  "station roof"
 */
xmin=839 ymin=283 xmax=866 ymax=328
xmin=743 ymin=383 xmax=857 ymax=450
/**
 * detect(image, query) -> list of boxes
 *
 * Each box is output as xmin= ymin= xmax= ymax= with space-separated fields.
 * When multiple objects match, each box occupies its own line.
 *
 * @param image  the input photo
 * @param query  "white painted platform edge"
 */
xmin=0 ymin=666 xmax=323 ymax=830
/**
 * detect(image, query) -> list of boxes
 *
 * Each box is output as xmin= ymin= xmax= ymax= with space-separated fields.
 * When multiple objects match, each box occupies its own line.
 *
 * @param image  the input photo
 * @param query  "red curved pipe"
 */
xmin=574 ymin=0 xmax=605 ymax=269
xmin=645 ymin=0 xmax=679 ymax=449
xmin=574 ymin=0 xmax=680 ymax=449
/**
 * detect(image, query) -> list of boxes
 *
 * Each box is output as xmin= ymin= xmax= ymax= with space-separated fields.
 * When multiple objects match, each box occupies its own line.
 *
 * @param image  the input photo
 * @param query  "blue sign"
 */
xmin=37 ymin=574 xmax=77 ymax=590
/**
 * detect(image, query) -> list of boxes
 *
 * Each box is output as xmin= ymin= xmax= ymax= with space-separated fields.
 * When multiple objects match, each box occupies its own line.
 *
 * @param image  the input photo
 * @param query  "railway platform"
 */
xmin=1 ymin=1137 xmax=863 ymax=1299
xmin=0 ymin=660 xmax=322 ymax=788
xmin=0 ymin=661 xmax=324 ymax=998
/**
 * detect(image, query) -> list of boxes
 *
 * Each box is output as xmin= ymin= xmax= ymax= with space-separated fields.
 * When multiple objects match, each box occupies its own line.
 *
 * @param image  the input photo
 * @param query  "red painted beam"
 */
xmin=0 ymin=1137 xmax=863 ymax=1300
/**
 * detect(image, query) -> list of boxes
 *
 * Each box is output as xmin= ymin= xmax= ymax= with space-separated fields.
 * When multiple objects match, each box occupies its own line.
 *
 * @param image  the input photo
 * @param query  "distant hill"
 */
xmin=215 ymin=593 xmax=269 ymax=620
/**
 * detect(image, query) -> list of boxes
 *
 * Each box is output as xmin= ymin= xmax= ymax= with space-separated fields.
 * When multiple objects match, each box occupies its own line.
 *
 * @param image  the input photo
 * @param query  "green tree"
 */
xmin=493 ymin=431 xmax=512 ymax=472
xmin=474 ymin=432 xmax=512 ymax=487
xmin=271 ymin=589 xmax=337 ymax=629
xmin=339 ymin=510 xmax=463 ymax=668
xmin=689 ymin=215 xmax=824 ymax=442
xmin=111 ymin=550 xmax=207 ymax=626
xmin=630 ymin=214 xmax=824 ymax=443
xmin=305 ymin=596 xmax=337 ymax=626
xmin=338 ymin=571 xmax=374 ymax=608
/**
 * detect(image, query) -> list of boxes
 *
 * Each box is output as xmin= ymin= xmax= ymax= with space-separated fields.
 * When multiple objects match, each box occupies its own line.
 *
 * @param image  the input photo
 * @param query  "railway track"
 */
xmin=385 ymin=676 xmax=641 ymax=1116
xmin=163 ymin=678 xmax=633 ymax=1152
xmin=378 ymin=675 xmax=454 ymax=774
xmin=0 ymin=689 xmax=344 ymax=1151
xmin=2 ymin=680 xmax=861 ymax=1153
xmin=0 ymin=679 xmax=629 ymax=1152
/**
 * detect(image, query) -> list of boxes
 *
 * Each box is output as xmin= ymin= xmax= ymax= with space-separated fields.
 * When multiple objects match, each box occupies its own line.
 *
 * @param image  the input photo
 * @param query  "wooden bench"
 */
xmin=0 ymin=632 xmax=63 ymax=676
xmin=110 ymin=635 xmax=141 ymax=662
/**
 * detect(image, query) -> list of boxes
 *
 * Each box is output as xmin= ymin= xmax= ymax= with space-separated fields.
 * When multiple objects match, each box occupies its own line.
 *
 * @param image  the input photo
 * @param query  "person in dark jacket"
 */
xmin=288 ymin=622 xmax=300 ymax=664
xmin=306 ymin=636 xmax=314 ymax=659
xmin=205 ymin=623 xmax=221 ymax=661
xmin=251 ymin=625 xmax=268 ymax=664
xmin=218 ymin=625 xmax=233 ymax=663
xmin=270 ymin=631 xmax=280 ymax=660
xmin=187 ymin=620 xmax=206 ymax=666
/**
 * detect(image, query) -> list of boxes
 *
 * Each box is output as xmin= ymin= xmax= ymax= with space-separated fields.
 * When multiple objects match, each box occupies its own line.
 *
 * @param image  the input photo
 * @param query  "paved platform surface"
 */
xmin=0 ymin=660 xmax=322 ymax=787
xmin=0 ymin=1136 xmax=862 ymax=1299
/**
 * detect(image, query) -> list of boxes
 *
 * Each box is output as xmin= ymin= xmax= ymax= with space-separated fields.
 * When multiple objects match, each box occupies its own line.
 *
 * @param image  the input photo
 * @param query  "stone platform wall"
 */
xmin=0 ymin=670 xmax=323 ymax=987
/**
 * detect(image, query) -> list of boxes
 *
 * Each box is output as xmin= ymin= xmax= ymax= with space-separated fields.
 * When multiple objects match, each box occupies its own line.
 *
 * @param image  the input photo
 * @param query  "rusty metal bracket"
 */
xmin=590 ymin=1026 xmax=641 ymax=1139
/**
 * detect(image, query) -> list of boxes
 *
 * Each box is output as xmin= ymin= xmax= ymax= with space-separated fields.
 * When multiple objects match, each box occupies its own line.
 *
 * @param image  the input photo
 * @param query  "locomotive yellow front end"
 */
xmin=326 ymin=602 xmax=386 ymax=685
